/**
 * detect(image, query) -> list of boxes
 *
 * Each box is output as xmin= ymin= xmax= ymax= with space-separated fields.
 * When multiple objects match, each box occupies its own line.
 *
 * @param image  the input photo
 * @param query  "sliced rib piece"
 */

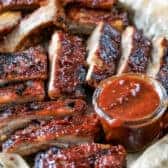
xmin=62 ymin=0 xmax=117 ymax=9
xmin=0 ymin=80 xmax=45 ymax=105
xmin=86 ymin=22 xmax=121 ymax=87
xmin=48 ymin=31 xmax=86 ymax=99
xmin=0 ymin=99 xmax=86 ymax=142
xmin=0 ymin=11 xmax=21 ymax=36
xmin=2 ymin=114 xmax=101 ymax=156
xmin=0 ymin=47 xmax=47 ymax=84
xmin=34 ymin=143 xmax=126 ymax=168
xmin=146 ymin=37 xmax=168 ymax=131
xmin=0 ymin=0 xmax=44 ymax=12
xmin=66 ymin=7 xmax=128 ymax=35
xmin=117 ymin=26 xmax=152 ymax=74
xmin=0 ymin=0 xmax=65 ymax=52
xmin=150 ymin=37 xmax=168 ymax=92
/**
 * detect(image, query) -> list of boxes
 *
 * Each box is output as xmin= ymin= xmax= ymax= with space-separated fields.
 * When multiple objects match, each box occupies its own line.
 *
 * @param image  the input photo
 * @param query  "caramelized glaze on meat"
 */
xmin=86 ymin=22 xmax=121 ymax=87
xmin=34 ymin=143 xmax=126 ymax=168
xmin=0 ymin=0 xmax=43 ymax=12
xmin=0 ymin=99 xmax=86 ymax=142
xmin=0 ymin=47 xmax=47 ymax=84
xmin=66 ymin=7 xmax=129 ymax=34
xmin=62 ymin=0 xmax=117 ymax=9
xmin=117 ymin=26 xmax=152 ymax=74
xmin=48 ymin=31 xmax=86 ymax=99
xmin=148 ymin=38 xmax=168 ymax=132
xmin=0 ymin=80 xmax=45 ymax=105
xmin=156 ymin=39 xmax=168 ymax=93
xmin=0 ymin=0 xmax=65 ymax=52
xmin=2 ymin=114 xmax=101 ymax=156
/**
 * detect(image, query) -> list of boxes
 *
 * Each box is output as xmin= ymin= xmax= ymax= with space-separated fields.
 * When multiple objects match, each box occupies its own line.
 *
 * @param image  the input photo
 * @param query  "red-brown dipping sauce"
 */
xmin=98 ymin=75 xmax=160 ymax=121
xmin=93 ymin=74 xmax=167 ymax=152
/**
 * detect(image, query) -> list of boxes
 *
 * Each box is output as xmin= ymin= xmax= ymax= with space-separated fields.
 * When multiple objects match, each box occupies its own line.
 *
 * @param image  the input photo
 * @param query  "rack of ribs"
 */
xmin=86 ymin=22 xmax=121 ymax=87
xmin=2 ymin=114 xmax=101 ymax=156
xmin=0 ymin=47 xmax=47 ymax=84
xmin=65 ymin=6 xmax=129 ymax=35
xmin=62 ymin=0 xmax=117 ymax=9
xmin=0 ymin=80 xmax=45 ymax=105
xmin=0 ymin=99 xmax=86 ymax=142
xmin=117 ymin=26 xmax=152 ymax=74
xmin=34 ymin=143 xmax=126 ymax=168
xmin=0 ymin=11 xmax=21 ymax=36
xmin=0 ymin=0 xmax=44 ymax=12
xmin=0 ymin=0 xmax=65 ymax=52
xmin=48 ymin=31 xmax=87 ymax=99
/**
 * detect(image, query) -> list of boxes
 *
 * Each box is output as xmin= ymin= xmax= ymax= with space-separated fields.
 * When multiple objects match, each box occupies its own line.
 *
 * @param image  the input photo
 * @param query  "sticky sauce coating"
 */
xmin=98 ymin=75 xmax=160 ymax=121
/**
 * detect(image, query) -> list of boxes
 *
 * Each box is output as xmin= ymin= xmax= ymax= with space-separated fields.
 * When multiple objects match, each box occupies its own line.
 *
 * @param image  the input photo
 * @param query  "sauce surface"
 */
xmin=98 ymin=75 xmax=160 ymax=121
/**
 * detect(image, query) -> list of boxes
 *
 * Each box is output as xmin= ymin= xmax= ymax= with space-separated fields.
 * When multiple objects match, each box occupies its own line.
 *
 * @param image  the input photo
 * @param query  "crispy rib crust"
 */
xmin=0 ymin=80 xmax=45 ymax=105
xmin=48 ymin=31 xmax=86 ymax=99
xmin=62 ymin=0 xmax=117 ymax=9
xmin=117 ymin=26 xmax=152 ymax=74
xmin=0 ymin=0 xmax=65 ymax=52
xmin=0 ymin=47 xmax=47 ymax=84
xmin=2 ymin=114 xmax=101 ymax=156
xmin=0 ymin=99 xmax=86 ymax=142
xmin=86 ymin=22 xmax=121 ymax=87
xmin=34 ymin=143 xmax=126 ymax=168
xmin=66 ymin=7 xmax=129 ymax=35
xmin=0 ymin=11 xmax=21 ymax=36
xmin=156 ymin=39 xmax=168 ymax=93
xmin=0 ymin=0 xmax=43 ymax=12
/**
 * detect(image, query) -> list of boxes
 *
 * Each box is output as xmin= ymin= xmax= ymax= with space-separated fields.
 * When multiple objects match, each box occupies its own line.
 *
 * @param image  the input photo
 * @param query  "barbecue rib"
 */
xmin=65 ymin=6 xmax=128 ymax=35
xmin=0 ymin=0 xmax=65 ymax=52
xmin=2 ymin=114 xmax=101 ymax=156
xmin=0 ymin=47 xmax=47 ymax=84
xmin=86 ymin=22 xmax=121 ymax=87
xmin=34 ymin=143 xmax=126 ymax=168
xmin=147 ymin=37 xmax=168 ymax=92
xmin=62 ymin=0 xmax=117 ymax=9
xmin=0 ymin=80 xmax=45 ymax=105
xmin=117 ymin=26 xmax=152 ymax=74
xmin=0 ymin=0 xmax=44 ymax=12
xmin=147 ymin=37 xmax=168 ymax=131
xmin=0 ymin=99 xmax=86 ymax=142
xmin=0 ymin=11 xmax=21 ymax=36
xmin=48 ymin=31 xmax=86 ymax=99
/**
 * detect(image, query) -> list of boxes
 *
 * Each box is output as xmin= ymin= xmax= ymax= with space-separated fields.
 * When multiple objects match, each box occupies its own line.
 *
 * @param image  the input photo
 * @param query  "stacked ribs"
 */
xmin=0 ymin=0 xmax=167 ymax=167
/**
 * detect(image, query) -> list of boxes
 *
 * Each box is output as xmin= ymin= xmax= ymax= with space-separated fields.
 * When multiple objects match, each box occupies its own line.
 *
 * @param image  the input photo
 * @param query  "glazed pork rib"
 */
xmin=0 ymin=0 xmax=65 ymax=52
xmin=2 ymin=114 xmax=101 ymax=156
xmin=0 ymin=80 xmax=45 ymax=105
xmin=0 ymin=99 xmax=86 ymax=142
xmin=86 ymin=22 xmax=121 ymax=87
xmin=117 ymin=26 xmax=152 ymax=74
xmin=62 ymin=0 xmax=117 ymax=9
xmin=0 ymin=0 xmax=44 ymax=12
xmin=0 ymin=47 xmax=47 ymax=84
xmin=35 ymin=143 xmax=126 ymax=168
xmin=65 ymin=6 xmax=128 ymax=35
xmin=147 ymin=37 xmax=168 ymax=131
xmin=48 ymin=31 xmax=86 ymax=99
xmin=0 ymin=11 xmax=21 ymax=36
xmin=147 ymin=37 xmax=168 ymax=92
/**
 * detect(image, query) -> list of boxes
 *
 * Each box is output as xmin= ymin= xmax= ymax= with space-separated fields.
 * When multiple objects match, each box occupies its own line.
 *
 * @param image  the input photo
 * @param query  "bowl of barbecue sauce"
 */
xmin=93 ymin=74 xmax=168 ymax=152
